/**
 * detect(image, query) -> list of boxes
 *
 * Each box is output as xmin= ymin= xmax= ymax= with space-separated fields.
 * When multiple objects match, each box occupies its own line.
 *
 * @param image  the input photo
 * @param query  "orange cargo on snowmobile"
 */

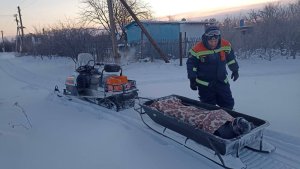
xmin=106 ymin=75 xmax=130 ymax=92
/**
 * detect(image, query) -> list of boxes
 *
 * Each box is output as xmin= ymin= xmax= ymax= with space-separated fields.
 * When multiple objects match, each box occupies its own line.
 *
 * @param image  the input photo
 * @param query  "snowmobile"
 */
xmin=60 ymin=59 xmax=138 ymax=111
xmin=135 ymin=95 xmax=276 ymax=169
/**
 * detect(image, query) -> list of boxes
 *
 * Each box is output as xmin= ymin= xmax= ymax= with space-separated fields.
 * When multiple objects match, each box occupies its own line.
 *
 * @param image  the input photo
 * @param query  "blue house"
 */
xmin=124 ymin=21 xmax=212 ymax=44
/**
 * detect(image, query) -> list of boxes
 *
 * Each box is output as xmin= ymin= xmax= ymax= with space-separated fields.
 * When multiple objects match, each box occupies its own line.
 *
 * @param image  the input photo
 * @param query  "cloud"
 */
xmin=155 ymin=1 xmax=289 ymax=21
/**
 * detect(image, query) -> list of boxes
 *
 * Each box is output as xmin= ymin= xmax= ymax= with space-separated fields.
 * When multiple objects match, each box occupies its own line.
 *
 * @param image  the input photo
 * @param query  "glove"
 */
xmin=231 ymin=71 xmax=239 ymax=81
xmin=189 ymin=78 xmax=197 ymax=90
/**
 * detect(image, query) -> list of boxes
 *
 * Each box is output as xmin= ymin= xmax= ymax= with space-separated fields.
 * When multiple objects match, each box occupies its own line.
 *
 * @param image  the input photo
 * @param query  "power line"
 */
xmin=22 ymin=0 xmax=38 ymax=9
xmin=0 ymin=14 xmax=14 ymax=17
xmin=20 ymin=0 xmax=28 ymax=4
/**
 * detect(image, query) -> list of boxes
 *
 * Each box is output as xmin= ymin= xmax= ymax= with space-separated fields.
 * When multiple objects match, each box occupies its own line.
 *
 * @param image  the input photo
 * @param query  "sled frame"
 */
xmin=134 ymin=96 xmax=275 ymax=169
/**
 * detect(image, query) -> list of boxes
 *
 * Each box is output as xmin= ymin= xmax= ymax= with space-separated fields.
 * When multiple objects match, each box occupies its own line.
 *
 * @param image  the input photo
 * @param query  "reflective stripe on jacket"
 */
xmin=186 ymin=39 xmax=239 ymax=86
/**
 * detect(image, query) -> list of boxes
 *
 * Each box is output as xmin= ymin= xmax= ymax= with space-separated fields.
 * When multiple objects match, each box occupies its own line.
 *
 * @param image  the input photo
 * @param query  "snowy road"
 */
xmin=1 ymin=53 xmax=300 ymax=169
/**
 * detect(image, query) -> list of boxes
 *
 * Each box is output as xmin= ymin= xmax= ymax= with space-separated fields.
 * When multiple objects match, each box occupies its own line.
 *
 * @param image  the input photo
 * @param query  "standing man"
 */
xmin=186 ymin=25 xmax=239 ymax=110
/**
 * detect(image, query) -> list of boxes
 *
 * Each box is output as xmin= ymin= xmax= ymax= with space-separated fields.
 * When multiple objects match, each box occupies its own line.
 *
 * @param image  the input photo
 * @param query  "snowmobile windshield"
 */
xmin=76 ymin=53 xmax=95 ymax=68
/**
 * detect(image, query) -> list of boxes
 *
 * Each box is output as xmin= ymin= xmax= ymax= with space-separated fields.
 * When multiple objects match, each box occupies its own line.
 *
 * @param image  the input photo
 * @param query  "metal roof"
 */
xmin=124 ymin=20 xmax=215 ymax=29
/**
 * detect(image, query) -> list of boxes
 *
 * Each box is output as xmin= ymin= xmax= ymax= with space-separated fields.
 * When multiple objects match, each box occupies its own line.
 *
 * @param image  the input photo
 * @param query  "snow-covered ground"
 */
xmin=0 ymin=52 xmax=300 ymax=169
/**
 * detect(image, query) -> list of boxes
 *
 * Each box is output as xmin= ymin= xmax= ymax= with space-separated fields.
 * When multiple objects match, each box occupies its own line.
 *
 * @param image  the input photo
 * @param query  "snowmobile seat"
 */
xmin=99 ymin=64 xmax=123 ymax=88
xmin=104 ymin=64 xmax=122 ymax=73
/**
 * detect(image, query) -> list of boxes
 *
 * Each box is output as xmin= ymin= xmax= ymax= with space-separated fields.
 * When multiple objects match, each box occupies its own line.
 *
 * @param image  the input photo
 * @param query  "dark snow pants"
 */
xmin=197 ymin=81 xmax=234 ymax=110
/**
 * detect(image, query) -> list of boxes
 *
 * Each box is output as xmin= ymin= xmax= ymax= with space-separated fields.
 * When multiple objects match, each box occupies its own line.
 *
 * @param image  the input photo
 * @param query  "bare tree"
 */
xmin=219 ymin=1 xmax=300 ymax=60
xmin=221 ymin=17 xmax=239 ymax=41
xmin=286 ymin=0 xmax=300 ymax=58
xmin=247 ymin=9 xmax=261 ymax=25
xmin=114 ymin=0 xmax=152 ymax=39
xmin=24 ymin=20 xmax=112 ymax=62
xmin=80 ymin=0 xmax=152 ymax=40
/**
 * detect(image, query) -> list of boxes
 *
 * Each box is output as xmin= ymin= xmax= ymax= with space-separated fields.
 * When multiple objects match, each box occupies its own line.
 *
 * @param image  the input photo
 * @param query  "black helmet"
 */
xmin=232 ymin=117 xmax=251 ymax=135
xmin=204 ymin=25 xmax=221 ymax=38
xmin=202 ymin=25 xmax=221 ymax=49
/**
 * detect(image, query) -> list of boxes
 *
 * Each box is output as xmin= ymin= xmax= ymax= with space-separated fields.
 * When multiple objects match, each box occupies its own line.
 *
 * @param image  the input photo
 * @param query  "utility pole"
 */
xmin=107 ymin=0 xmax=120 ymax=64
xmin=1 ymin=30 xmax=5 ymax=52
xmin=118 ymin=0 xmax=169 ymax=63
xmin=14 ymin=14 xmax=21 ymax=52
xmin=179 ymin=32 xmax=182 ymax=66
xmin=17 ymin=6 xmax=25 ymax=40
xmin=17 ymin=6 xmax=25 ymax=53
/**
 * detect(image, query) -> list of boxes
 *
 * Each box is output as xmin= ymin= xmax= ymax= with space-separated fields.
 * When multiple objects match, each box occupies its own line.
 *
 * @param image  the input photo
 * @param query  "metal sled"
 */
xmin=135 ymin=95 xmax=275 ymax=169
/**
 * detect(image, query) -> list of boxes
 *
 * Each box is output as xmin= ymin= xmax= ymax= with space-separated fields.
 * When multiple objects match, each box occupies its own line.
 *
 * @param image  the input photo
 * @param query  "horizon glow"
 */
xmin=0 ymin=0 xmax=280 ymax=38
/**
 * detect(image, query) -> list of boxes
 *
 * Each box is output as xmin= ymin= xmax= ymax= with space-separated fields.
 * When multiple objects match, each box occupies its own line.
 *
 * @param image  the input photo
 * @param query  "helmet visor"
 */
xmin=207 ymin=35 xmax=220 ymax=40
xmin=205 ymin=29 xmax=221 ymax=37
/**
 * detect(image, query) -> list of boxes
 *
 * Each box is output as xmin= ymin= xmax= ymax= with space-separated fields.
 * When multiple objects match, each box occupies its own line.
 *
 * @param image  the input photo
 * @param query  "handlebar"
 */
xmin=87 ymin=60 xmax=95 ymax=66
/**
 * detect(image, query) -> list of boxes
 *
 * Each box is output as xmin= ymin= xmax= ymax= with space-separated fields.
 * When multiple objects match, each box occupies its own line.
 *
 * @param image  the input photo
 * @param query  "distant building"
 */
xmin=234 ymin=19 xmax=253 ymax=35
xmin=124 ymin=21 xmax=213 ymax=44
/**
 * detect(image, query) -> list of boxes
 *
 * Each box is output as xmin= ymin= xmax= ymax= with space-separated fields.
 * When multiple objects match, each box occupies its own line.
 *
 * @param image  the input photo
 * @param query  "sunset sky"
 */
xmin=0 ymin=0 xmax=282 ymax=38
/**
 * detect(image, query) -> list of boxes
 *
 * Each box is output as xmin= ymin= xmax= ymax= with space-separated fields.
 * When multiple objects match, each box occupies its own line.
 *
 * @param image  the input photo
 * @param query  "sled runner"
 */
xmin=135 ymin=95 xmax=275 ymax=169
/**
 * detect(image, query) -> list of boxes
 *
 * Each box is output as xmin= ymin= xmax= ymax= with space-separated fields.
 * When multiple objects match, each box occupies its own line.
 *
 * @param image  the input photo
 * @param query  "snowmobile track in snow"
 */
xmin=52 ymin=92 xmax=300 ymax=169
xmin=240 ymin=146 xmax=300 ymax=169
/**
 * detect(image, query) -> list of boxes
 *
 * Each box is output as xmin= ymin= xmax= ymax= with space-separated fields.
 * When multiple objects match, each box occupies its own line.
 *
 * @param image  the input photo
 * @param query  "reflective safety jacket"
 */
xmin=186 ymin=39 xmax=239 ymax=86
